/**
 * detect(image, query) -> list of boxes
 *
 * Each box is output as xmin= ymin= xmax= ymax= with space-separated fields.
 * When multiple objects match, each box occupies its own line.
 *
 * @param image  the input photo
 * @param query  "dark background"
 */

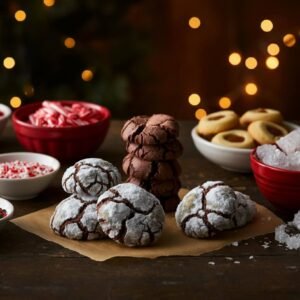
xmin=0 ymin=0 xmax=299 ymax=120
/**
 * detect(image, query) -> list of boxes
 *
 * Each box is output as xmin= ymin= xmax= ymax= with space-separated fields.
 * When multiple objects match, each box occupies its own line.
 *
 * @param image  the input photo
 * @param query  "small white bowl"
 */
xmin=0 ymin=198 xmax=14 ymax=231
xmin=191 ymin=122 xmax=299 ymax=173
xmin=0 ymin=152 xmax=60 ymax=200
xmin=0 ymin=103 xmax=12 ymax=135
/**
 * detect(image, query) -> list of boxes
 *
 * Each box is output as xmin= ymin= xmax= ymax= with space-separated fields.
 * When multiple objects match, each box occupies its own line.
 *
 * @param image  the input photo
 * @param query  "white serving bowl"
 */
xmin=0 ymin=197 xmax=14 ymax=231
xmin=191 ymin=122 xmax=299 ymax=173
xmin=0 ymin=152 xmax=60 ymax=200
xmin=0 ymin=103 xmax=12 ymax=135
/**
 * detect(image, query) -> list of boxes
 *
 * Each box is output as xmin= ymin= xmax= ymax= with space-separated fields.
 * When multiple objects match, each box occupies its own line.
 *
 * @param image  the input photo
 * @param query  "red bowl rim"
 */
xmin=251 ymin=148 xmax=300 ymax=175
xmin=12 ymin=100 xmax=111 ymax=131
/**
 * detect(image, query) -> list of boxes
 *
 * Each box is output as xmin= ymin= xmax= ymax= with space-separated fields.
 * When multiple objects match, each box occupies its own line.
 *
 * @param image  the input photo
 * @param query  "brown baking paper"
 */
xmin=11 ymin=189 xmax=283 ymax=261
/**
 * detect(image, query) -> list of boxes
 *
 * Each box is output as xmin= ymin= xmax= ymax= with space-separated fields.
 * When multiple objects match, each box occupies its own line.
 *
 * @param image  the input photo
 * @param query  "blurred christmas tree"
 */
xmin=0 ymin=0 xmax=150 ymax=116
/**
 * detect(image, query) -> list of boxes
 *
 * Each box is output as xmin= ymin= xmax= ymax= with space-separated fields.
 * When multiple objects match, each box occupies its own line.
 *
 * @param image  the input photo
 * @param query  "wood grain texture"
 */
xmin=0 ymin=121 xmax=299 ymax=300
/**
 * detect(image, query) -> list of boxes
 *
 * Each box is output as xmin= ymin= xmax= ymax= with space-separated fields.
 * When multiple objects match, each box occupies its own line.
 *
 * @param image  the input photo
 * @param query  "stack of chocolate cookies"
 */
xmin=121 ymin=114 xmax=183 ymax=212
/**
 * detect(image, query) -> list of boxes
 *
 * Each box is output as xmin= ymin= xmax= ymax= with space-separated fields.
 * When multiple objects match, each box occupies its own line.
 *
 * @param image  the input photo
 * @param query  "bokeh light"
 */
xmin=43 ymin=0 xmax=55 ymax=7
xmin=245 ymin=57 xmax=258 ymax=70
xmin=283 ymin=34 xmax=296 ymax=47
xmin=81 ymin=69 xmax=93 ymax=81
xmin=188 ymin=17 xmax=201 ymax=29
xmin=228 ymin=52 xmax=242 ymax=66
xmin=265 ymin=56 xmax=279 ymax=69
xmin=3 ymin=57 xmax=15 ymax=69
xmin=188 ymin=93 xmax=201 ymax=106
xmin=14 ymin=10 xmax=26 ymax=22
xmin=219 ymin=97 xmax=232 ymax=109
xmin=260 ymin=19 xmax=273 ymax=32
xmin=64 ymin=37 xmax=76 ymax=49
xmin=267 ymin=43 xmax=280 ymax=56
xmin=245 ymin=83 xmax=258 ymax=95
xmin=195 ymin=108 xmax=207 ymax=120
xmin=10 ymin=96 xmax=22 ymax=108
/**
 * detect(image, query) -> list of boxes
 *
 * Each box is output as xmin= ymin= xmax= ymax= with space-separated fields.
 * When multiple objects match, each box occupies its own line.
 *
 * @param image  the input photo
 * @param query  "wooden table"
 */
xmin=0 ymin=121 xmax=299 ymax=300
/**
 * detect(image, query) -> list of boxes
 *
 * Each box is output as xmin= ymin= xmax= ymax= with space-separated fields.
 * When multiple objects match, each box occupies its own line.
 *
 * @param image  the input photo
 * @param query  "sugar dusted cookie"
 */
xmin=50 ymin=194 xmax=105 ymax=240
xmin=62 ymin=158 xmax=121 ymax=198
xmin=175 ymin=181 xmax=256 ymax=238
xmin=97 ymin=183 xmax=165 ymax=247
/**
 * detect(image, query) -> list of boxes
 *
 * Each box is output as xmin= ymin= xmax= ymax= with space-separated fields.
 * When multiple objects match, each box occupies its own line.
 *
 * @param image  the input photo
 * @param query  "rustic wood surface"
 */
xmin=0 ymin=121 xmax=299 ymax=300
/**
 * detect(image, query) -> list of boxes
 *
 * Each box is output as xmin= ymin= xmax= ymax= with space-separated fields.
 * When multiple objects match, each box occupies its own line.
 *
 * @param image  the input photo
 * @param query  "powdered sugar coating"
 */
xmin=62 ymin=158 xmax=121 ymax=198
xmin=97 ymin=183 xmax=165 ymax=247
xmin=175 ymin=181 xmax=256 ymax=238
xmin=234 ymin=191 xmax=257 ymax=227
xmin=275 ymin=210 xmax=300 ymax=250
xmin=50 ymin=194 xmax=105 ymax=240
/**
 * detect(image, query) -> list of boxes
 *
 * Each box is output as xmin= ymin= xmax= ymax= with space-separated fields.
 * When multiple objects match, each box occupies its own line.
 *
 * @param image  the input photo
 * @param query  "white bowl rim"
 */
xmin=0 ymin=103 xmax=12 ymax=119
xmin=191 ymin=121 xmax=299 ymax=153
xmin=0 ymin=152 xmax=60 ymax=182
xmin=0 ymin=197 xmax=14 ymax=222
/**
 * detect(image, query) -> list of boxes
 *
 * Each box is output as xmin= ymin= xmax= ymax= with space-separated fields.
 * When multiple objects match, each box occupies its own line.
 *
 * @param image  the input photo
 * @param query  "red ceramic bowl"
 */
xmin=12 ymin=101 xmax=110 ymax=161
xmin=250 ymin=149 xmax=300 ymax=212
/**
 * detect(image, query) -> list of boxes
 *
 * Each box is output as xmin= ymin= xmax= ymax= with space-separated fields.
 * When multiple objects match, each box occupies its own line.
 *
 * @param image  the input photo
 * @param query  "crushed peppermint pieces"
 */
xmin=208 ymin=261 xmax=215 ymax=266
xmin=231 ymin=241 xmax=239 ymax=247
xmin=233 ymin=260 xmax=240 ymax=264
xmin=0 ymin=208 xmax=7 ymax=219
xmin=28 ymin=101 xmax=103 ymax=128
xmin=0 ymin=111 xmax=4 ymax=118
xmin=0 ymin=160 xmax=53 ymax=179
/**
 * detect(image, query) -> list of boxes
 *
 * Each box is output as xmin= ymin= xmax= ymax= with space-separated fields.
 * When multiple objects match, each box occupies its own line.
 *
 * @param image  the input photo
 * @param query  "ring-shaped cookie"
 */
xmin=248 ymin=120 xmax=288 ymax=144
xmin=197 ymin=110 xmax=239 ymax=137
xmin=240 ymin=108 xmax=282 ymax=127
xmin=211 ymin=129 xmax=255 ymax=149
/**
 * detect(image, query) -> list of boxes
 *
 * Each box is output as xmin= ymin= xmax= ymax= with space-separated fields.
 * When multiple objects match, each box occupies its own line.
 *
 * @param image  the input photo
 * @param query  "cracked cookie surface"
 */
xmin=50 ymin=194 xmax=105 ymax=240
xmin=121 ymin=114 xmax=179 ymax=145
xmin=97 ymin=183 xmax=165 ymax=247
xmin=175 ymin=181 xmax=256 ymax=238
xmin=62 ymin=158 xmax=121 ymax=198
xmin=122 ymin=153 xmax=181 ymax=181
xmin=126 ymin=139 xmax=183 ymax=161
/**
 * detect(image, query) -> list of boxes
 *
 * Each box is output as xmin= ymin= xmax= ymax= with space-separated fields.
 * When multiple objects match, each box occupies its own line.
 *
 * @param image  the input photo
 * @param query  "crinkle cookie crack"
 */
xmin=97 ymin=189 xmax=160 ymax=245
xmin=63 ymin=162 xmax=114 ymax=196
xmin=51 ymin=197 xmax=97 ymax=240
xmin=181 ymin=182 xmax=235 ymax=237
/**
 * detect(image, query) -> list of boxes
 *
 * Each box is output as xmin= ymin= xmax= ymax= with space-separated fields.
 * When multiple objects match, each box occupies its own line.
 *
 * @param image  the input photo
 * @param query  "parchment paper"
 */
xmin=11 ymin=189 xmax=282 ymax=261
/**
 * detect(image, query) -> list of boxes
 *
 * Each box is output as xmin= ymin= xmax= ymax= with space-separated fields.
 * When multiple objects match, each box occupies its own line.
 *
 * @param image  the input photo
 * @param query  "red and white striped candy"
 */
xmin=28 ymin=101 xmax=102 ymax=128
xmin=0 ymin=160 xmax=53 ymax=179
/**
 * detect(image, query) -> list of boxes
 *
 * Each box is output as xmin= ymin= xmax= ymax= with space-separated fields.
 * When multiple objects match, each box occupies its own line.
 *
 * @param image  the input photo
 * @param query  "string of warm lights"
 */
xmin=2 ymin=0 xmax=93 ymax=109
xmin=188 ymin=17 xmax=299 ymax=120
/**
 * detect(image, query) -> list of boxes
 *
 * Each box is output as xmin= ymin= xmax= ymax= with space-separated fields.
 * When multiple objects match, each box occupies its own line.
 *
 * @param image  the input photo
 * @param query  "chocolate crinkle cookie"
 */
xmin=175 ymin=181 xmax=256 ymax=238
xmin=121 ymin=114 xmax=179 ymax=145
xmin=50 ymin=194 xmax=105 ymax=240
xmin=275 ymin=211 xmax=300 ymax=250
xmin=97 ymin=183 xmax=165 ymax=247
xmin=62 ymin=158 xmax=121 ymax=198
